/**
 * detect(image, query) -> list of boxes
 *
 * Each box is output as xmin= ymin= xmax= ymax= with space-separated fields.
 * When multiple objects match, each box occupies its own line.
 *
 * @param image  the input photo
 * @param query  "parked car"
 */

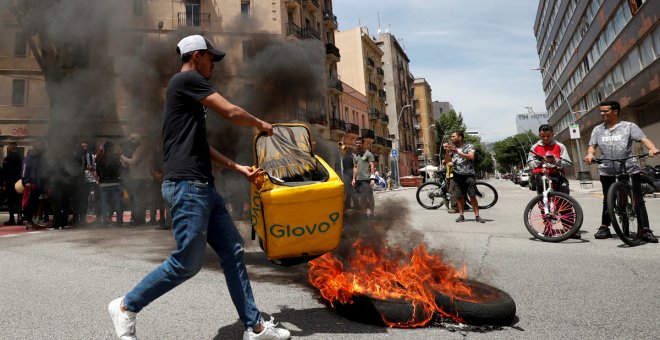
xmin=519 ymin=170 xmax=531 ymax=187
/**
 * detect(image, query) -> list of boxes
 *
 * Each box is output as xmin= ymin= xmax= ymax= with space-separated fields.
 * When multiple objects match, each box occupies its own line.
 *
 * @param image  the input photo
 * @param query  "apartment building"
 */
xmin=534 ymin=0 xmax=660 ymax=177
xmin=0 ymin=0 xmax=340 ymax=150
xmin=412 ymin=78 xmax=437 ymax=168
xmin=432 ymin=101 xmax=454 ymax=121
xmin=334 ymin=26 xmax=391 ymax=173
xmin=377 ymin=32 xmax=416 ymax=177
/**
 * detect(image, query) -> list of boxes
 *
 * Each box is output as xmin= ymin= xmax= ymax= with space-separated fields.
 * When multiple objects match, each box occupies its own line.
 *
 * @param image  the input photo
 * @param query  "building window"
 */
xmin=133 ymin=0 xmax=144 ymax=16
xmin=241 ymin=1 xmax=250 ymax=17
xmin=12 ymin=79 xmax=26 ymax=106
xmin=14 ymin=33 xmax=26 ymax=57
xmin=628 ymin=0 xmax=646 ymax=14
xmin=242 ymin=40 xmax=253 ymax=62
xmin=185 ymin=0 xmax=201 ymax=27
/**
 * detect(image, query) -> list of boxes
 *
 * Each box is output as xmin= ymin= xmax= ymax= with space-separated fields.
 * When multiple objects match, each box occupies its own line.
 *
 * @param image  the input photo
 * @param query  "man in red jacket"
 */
xmin=527 ymin=124 xmax=571 ymax=195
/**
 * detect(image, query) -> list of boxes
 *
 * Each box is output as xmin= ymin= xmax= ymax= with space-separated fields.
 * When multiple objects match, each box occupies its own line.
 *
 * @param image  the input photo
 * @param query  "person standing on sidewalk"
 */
xmin=2 ymin=142 xmax=23 ymax=225
xmin=351 ymin=137 xmax=376 ymax=217
xmin=584 ymin=100 xmax=658 ymax=243
xmin=443 ymin=131 xmax=485 ymax=223
xmin=108 ymin=35 xmax=291 ymax=340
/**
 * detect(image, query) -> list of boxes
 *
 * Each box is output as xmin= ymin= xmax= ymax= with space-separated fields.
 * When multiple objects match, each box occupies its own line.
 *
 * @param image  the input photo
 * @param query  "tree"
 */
xmin=435 ymin=110 xmax=493 ymax=176
xmin=493 ymin=132 xmax=538 ymax=173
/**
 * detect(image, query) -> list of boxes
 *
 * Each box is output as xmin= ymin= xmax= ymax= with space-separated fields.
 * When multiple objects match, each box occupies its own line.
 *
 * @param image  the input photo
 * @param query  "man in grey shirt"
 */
xmin=584 ymin=100 xmax=659 ymax=243
xmin=443 ymin=130 xmax=485 ymax=223
xmin=351 ymin=137 xmax=376 ymax=217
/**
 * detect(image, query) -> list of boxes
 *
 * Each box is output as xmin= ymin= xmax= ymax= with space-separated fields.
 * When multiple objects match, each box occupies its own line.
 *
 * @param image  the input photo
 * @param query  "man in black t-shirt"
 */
xmin=108 ymin=35 xmax=290 ymax=340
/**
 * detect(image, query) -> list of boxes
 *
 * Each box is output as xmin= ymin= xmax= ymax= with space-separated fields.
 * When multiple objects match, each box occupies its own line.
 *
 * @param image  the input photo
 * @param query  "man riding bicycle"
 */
xmin=584 ymin=100 xmax=659 ymax=243
xmin=528 ymin=124 xmax=571 ymax=195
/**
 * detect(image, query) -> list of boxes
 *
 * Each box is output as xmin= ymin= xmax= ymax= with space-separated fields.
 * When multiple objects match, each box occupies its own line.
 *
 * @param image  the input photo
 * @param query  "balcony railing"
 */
xmin=323 ymin=10 xmax=338 ymax=27
xmin=368 ymin=112 xmax=379 ymax=121
xmin=325 ymin=43 xmax=340 ymax=59
xmin=366 ymin=57 xmax=375 ymax=68
xmin=303 ymin=27 xmax=320 ymax=40
xmin=386 ymin=140 xmax=393 ymax=148
xmin=361 ymin=128 xmax=375 ymax=140
xmin=177 ymin=12 xmax=210 ymax=28
xmin=328 ymin=77 xmax=343 ymax=92
xmin=330 ymin=118 xmax=346 ymax=131
xmin=378 ymin=90 xmax=387 ymax=98
xmin=287 ymin=22 xmax=302 ymax=39
xmin=376 ymin=136 xmax=387 ymax=146
xmin=368 ymin=82 xmax=377 ymax=93
xmin=347 ymin=123 xmax=360 ymax=134
xmin=376 ymin=67 xmax=384 ymax=77
xmin=381 ymin=114 xmax=389 ymax=123
xmin=308 ymin=115 xmax=327 ymax=126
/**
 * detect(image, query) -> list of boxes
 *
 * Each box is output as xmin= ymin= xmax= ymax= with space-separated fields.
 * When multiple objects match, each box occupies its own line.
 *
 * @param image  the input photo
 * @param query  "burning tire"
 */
xmin=332 ymin=295 xmax=432 ymax=327
xmin=434 ymin=280 xmax=516 ymax=325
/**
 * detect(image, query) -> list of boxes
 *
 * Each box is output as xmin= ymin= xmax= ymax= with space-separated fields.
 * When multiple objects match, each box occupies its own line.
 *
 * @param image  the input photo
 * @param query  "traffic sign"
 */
xmin=391 ymin=149 xmax=398 ymax=158
xmin=569 ymin=124 xmax=580 ymax=139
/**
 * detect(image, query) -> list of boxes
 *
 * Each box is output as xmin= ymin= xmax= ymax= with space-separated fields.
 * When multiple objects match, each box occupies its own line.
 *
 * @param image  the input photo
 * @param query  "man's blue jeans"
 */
xmin=124 ymin=180 xmax=261 ymax=329
xmin=100 ymin=184 xmax=123 ymax=224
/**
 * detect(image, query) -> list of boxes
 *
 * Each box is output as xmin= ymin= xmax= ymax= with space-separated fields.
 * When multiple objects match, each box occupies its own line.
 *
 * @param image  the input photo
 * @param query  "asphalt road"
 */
xmin=1 ymin=179 xmax=659 ymax=339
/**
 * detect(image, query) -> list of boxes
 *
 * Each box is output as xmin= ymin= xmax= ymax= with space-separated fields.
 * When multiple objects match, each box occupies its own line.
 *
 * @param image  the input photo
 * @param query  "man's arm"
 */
xmin=209 ymin=146 xmax=263 ymax=183
xmin=584 ymin=145 xmax=598 ymax=164
xmin=369 ymin=161 xmax=376 ymax=186
xmin=120 ymin=145 xmax=144 ymax=166
xmin=201 ymin=93 xmax=272 ymax=136
xmin=640 ymin=137 xmax=660 ymax=157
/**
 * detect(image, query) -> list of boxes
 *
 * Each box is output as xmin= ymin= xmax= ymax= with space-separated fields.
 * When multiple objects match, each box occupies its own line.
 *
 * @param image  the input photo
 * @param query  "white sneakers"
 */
xmin=243 ymin=317 xmax=291 ymax=340
xmin=108 ymin=297 xmax=289 ymax=340
xmin=108 ymin=297 xmax=138 ymax=340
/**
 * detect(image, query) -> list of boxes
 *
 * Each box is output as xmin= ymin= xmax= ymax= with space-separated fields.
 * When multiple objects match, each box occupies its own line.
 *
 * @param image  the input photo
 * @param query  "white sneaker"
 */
xmin=108 ymin=297 xmax=138 ymax=340
xmin=243 ymin=317 xmax=291 ymax=340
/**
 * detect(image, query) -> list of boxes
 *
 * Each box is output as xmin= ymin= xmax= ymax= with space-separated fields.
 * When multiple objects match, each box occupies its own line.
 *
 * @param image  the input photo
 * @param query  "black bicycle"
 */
xmin=416 ymin=176 xmax=498 ymax=210
xmin=592 ymin=153 xmax=656 ymax=246
xmin=523 ymin=152 xmax=582 ymax=242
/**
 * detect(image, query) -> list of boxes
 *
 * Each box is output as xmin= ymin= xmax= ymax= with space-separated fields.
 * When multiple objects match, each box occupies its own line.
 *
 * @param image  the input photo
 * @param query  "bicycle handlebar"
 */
xmin=591 ymin=153 xmax=651 ymax=165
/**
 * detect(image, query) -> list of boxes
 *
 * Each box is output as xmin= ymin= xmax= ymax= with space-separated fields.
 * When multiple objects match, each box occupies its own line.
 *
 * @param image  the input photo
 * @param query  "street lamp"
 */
xmin=512 ymin=135 xmax=529 ymax=168
xmin=393 ymin=104 xmax=412 ymax=187
xmin=531 ymin=67 xmax=585 ymax=173
xmin=420 ymin=123 xmax=435 ymax=181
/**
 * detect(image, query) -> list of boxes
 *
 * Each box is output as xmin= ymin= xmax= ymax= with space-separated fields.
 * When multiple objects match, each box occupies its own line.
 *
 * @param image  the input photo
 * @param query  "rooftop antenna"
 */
xmin=377 ymin=12 xmax=381 ymax=31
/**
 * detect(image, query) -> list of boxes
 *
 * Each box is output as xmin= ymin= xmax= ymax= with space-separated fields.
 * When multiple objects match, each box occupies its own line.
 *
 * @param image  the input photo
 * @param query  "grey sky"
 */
xmin=333 ymin=0 xmax=546 ymax=141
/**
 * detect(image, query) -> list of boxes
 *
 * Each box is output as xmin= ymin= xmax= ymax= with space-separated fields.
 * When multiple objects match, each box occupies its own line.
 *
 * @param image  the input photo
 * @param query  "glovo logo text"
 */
xmin=269 ymin=212 xmax=340 ymax=238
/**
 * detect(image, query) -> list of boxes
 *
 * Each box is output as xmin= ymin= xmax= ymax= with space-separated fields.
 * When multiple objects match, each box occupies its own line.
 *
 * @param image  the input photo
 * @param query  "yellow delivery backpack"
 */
xmin=250 ymin=124 xmax=344 ymax=266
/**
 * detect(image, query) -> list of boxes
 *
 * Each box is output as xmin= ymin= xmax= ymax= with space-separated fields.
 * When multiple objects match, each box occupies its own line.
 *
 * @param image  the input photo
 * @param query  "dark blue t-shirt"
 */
xmin=162 ymin=71 xmax=215 ymax=181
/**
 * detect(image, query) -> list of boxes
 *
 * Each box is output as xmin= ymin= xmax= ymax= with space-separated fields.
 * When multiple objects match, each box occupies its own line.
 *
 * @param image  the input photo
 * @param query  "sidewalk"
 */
xmin=568 ymin=178 xmax=602 ymax=195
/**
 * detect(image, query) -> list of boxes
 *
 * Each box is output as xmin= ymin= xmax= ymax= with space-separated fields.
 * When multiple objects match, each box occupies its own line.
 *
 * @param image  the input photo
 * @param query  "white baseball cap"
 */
xmin=176 ymin=35 xmax=225 ymax=62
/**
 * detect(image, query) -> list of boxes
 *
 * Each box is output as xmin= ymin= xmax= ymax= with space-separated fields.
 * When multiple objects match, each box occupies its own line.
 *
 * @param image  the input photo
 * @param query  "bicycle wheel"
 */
xmin=523 ymin=192 xmax=583 ymax=242
xmin=416 ymin=182 xmax=446 ymax=209
xmin=475 ymin=182 xmax=498 ymax=209
xmin=607 ymin=182 xmax=643 ymax=246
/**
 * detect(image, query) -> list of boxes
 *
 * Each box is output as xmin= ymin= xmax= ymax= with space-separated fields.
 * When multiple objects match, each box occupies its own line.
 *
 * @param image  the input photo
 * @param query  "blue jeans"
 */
xmin=100 ymin=184 xmax=123 ymax=224
xmin=124 ymin=180 xmax=261 ymax=329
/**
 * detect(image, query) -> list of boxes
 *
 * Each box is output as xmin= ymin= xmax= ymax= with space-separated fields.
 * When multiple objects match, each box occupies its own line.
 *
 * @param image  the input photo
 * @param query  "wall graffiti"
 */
xmin=11 ymin=128 xmax=29 ymax=136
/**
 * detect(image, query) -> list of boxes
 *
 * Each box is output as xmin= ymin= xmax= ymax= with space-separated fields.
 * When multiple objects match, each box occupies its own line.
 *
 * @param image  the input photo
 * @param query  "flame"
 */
xmin=309 ymin=240 xmax=483 ymax=327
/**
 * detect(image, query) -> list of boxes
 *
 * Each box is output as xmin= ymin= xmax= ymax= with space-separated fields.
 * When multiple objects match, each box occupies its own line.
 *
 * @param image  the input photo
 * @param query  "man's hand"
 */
xmin=239 ymin=165 xmax=265 ymax=184
xmin=351 ymin=179 xmax=356 ymax=187
xmin=649 ymin=148 xmax=660 ymax=157
xmin=259 ymin=121 xmax=273 ymax=136
xmin=583 ymin=154 xmax=594 ymax=164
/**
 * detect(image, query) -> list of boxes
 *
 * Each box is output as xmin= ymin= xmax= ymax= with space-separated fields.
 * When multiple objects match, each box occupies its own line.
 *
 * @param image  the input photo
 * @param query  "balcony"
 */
xmin=376 ymin=67 xmax=384 ymax=77
xmin=381 ymin=114 xmax=389 ymax=123
xmin=378 ymin=90 xmax=387 ymax=99
xmin=302 ymin=0 xmax=319 ymax=11
xmin=287 ymin=22 xmax=302 ymax=39
xmin=386 ymin=140 xmax=393 ymax=148
xmin=365 ymin=57 xmax=375 ymax=70
xmin=330 ymin=118 xmax=346 ymax=132
xmin=308 ymin=114 xmax=327 ymax=126
xmin=323 ymin=10 xmax=338 ymax=29
xmin=346 ymin=123 xmax=360 ymax=135
xmin=368 ymin=82 xmax=377 ymax=94
xmin=285 ymin=0 xmax=301 ymax=9
xmin=361 ymin=128 xmax=375 ymax=140
xmin=327 ymin=77 xmax=343 ymax=94
xmin=177 ymin=12 xmax=210 ymax=28
xmin=369 ymin=111 xmax=379 ymax=121
xmin=375 ymin=136 xmax=387 ymax=146
xmin=303 ymin=27 xmax=320 ymax=40
xmin=325 ymin=43 xmax=340 ymax=62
